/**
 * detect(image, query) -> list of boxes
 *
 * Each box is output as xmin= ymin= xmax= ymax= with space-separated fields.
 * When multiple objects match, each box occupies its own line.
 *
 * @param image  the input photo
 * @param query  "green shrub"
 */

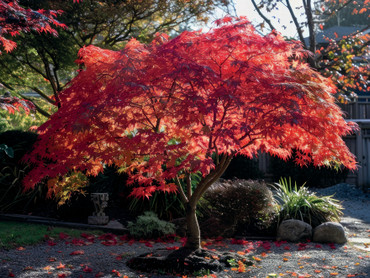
xmin=127 ymin=211 xmax=176 ymax=239
xmin=203 ymin=179 xmax=278 ymax=237
xmin=273 ymin=177 xmax=343 ymax=228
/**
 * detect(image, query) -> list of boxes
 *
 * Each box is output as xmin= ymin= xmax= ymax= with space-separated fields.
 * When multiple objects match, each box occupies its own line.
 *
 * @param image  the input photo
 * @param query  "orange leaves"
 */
xmin=235 ymin=260 xmax=246 ymax=272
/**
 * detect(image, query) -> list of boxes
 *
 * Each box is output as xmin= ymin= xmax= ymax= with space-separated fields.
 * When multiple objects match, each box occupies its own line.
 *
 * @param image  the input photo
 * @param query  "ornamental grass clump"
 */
xmin=273 ymin=177 xmax=343 ymax=228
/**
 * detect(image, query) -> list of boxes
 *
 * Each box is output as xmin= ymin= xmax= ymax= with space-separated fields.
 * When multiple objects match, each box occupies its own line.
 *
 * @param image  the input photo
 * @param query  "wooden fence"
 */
xmin=340 ymin=96 xmax=370 ymax=191
xmin=339 ymin=96 xmax=370 ymax=120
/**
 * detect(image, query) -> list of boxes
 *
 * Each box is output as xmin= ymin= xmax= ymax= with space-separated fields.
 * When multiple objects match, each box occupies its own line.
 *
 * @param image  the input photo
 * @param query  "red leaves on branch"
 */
xmin=0 ymin=94 xmax=35 ymax=114
xmin=0 ymin=0 xmax=67 ymax=53
xmin=22 ymin=17 xmax=357 ymax=200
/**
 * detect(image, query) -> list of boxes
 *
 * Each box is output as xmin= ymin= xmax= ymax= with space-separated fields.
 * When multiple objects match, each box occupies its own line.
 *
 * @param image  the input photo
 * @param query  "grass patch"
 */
xmin=0 ymin=221 xmax=102 ymax=249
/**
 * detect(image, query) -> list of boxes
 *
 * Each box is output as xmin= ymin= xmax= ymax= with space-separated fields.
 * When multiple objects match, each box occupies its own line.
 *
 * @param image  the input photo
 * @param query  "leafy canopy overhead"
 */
xmin=23 ymin=17 xmax=357 ymax=199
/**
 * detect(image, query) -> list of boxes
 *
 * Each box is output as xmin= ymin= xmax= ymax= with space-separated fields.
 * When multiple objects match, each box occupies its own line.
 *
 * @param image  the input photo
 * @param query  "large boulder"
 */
xmin=313 ymin=222 xmax=347 ymax=244
xmin=277 ymin=219 xmax=312 ymax=242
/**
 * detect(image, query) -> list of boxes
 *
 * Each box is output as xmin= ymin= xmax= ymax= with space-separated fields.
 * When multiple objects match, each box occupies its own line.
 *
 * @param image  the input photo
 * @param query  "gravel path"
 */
xmin=0 ymin=184 xmax=369 ymax=278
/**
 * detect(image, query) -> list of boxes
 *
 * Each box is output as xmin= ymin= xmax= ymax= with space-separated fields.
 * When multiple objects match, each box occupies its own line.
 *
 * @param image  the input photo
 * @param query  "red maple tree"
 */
xmin=0 ymin=0 xmax=66 ymax=53
xmin=23 ymin=17 xmax=357 ymax=250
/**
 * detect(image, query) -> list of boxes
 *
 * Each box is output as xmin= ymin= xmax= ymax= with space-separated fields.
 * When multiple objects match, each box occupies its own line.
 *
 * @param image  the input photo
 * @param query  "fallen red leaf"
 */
xmin=47 ymin=240 xmax=57 ymax=246
xmin=145 ymin=242 xmax=153 ymax=247
xmin=112 ymin=269 xmax=122 ymax=277
xmin=8 ymin=272 xmax=15 ymax=277
xmin=231 ymin=238 xmax=248 ymax=245
xmin=261 ymin=241 xmax=271 ymax=250
xmin=57 ymin=262 xmax=65 ymax=269
xmin=98 ymin=233 xmax=116 ymax=241
xmin=71 ymin=238 xmax=86 ymax=246
xmin=81 ymin=233 xmax=95 ymax=242
xmin=59 ymin=232 xmax=69 ymax=240
xmin=70 ymin=250 xmax=85 ymax=255
xmin=328 ymin=243 xmax=336 ymax=249
xmin=83 ymin=265 xmax=93 ymax=273
xmin=101 ymin=239 xmax=117 ymax=246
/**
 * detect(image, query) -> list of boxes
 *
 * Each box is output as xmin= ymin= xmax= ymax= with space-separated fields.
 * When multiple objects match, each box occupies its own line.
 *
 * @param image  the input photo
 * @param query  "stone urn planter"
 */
xmin=88 ymin=193 xmax=109 ymax=225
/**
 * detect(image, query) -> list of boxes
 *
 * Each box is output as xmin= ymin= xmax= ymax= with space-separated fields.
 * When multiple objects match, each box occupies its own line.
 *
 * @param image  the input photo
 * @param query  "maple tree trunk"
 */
xmin=185 ymin=203 xmax=201 ymax=250
xmin=184 ymin=155 xmax=233 ymax=250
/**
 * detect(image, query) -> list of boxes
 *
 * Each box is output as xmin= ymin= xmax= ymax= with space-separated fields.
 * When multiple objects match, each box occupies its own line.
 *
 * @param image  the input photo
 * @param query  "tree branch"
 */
xmin=286 ymin=0 xmax=307 ymax=47
xmin=251 ymin=0 xmax=276 ymax=31
xmin=175 ymin=175 xmax=189 ymax=204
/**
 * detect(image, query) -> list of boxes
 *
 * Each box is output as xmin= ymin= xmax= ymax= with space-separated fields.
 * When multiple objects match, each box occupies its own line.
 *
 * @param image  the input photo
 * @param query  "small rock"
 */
xmin=313 ymin=222 xmax=347 ymax=244
xmin=277 ymin=219 xmax=312 ymax=242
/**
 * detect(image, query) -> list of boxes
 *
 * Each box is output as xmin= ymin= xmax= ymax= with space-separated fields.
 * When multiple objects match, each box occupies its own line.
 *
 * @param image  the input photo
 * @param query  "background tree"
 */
xmin=23 ymin=18 xmax=357 ymax=250
xmin=0 ymin=0 xmax=235 ymax=117
xmin=0 ymin=0 xmax=63 ymax=115
xmin=248 ymin=0 xmax=369 ymax=101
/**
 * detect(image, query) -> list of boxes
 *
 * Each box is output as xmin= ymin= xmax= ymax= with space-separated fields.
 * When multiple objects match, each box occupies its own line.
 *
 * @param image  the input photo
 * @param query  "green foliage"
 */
xmin=127 ymin=211 xmax=175 ymax=239
xmin=273 ymin=177 xmax=343 ymax=228
xmin=203 ymin=179 xmax=277 ymax=236
xmin=0 ymin=107 xmax=47 ymax=132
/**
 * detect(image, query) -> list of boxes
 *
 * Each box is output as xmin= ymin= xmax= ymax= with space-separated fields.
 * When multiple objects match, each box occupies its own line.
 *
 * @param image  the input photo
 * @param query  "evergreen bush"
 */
xmin=127 ymin=211 xmax=176 ymax=239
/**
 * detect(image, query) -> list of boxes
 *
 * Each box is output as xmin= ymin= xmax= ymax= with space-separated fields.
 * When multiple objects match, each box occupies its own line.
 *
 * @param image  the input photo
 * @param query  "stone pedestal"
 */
xmin=88 ymin=193 xmax=109 ymax=225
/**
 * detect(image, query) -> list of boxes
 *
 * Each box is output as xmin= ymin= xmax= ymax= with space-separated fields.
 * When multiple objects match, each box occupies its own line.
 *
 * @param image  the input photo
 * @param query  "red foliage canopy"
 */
xmin=0 ymin=0 xmax=66 ymax=53
xmin=23 ymin=17 xmax=357 ymax=199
